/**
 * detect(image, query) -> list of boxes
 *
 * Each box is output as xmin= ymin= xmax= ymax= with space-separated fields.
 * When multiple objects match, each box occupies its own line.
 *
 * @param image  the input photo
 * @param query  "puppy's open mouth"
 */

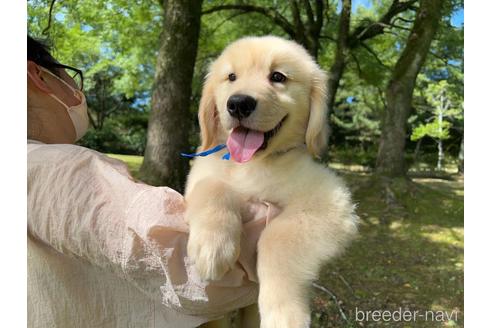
xmin=227 ymin=116 xmax=287 ymax=163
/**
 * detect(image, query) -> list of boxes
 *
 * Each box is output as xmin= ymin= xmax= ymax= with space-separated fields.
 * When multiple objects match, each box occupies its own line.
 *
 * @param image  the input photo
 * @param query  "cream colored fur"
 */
xmin=185 ymin=36 xmax=358 ymax=328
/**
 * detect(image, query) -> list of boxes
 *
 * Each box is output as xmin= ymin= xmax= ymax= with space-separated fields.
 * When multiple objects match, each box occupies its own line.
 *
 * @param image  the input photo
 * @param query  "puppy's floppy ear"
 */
xmin=198 ymin=74 xmax=218 ymax=150
xmin=306 ymin=67 xmax=329 ymax=158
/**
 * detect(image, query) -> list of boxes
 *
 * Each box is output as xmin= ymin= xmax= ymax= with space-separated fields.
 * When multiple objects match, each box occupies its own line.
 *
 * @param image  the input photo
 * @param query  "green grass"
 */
xmin=312 ymin=170 xmax=463 ymax=327
xmin=110 ymin=153 xmax=463 ymax=327
xmin=106 ymin=153 xmax=143 ymax=178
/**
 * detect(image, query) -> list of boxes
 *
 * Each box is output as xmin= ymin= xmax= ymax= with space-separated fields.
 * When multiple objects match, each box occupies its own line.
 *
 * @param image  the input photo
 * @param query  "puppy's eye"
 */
xmin=270 ymin=72 xmax=287 ymax=83
xmin=228 ymin=73 xmax=237 ymax=82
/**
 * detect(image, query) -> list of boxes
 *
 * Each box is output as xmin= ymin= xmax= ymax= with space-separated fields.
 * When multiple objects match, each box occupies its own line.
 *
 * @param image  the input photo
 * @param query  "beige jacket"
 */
xmin=27 ymin=140 xmax=278 ymax=327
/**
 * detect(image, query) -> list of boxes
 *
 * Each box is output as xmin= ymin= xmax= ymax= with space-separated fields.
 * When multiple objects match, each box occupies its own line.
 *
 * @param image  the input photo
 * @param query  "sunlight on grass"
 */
xmin=421 ymin=227 xmax=464 ymax=246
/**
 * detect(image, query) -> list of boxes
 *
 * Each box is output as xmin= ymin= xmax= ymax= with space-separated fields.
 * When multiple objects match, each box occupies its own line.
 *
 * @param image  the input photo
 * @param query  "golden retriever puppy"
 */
xmin=185 ymin=36 xmax=358 ymax=328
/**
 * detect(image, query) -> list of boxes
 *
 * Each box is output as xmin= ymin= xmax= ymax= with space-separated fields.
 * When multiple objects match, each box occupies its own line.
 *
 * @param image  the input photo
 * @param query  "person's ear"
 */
xmin=27 ymin=61 xmax=51 ymax=93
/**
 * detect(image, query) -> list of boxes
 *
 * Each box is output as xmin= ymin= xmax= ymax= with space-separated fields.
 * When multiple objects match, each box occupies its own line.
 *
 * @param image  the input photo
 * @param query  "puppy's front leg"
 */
xmin=186 ymin=178 xmax=243 ymax=281
xmin=257 ymin=212 xmax=347 ymax=328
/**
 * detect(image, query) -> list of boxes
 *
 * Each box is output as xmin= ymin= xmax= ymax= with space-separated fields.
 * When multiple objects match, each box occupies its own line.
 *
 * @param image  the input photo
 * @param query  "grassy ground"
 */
xmin=107 ymin=153 xmax=464 ymax=327
xmin=312 ymin=166 xmax=463 ymax=327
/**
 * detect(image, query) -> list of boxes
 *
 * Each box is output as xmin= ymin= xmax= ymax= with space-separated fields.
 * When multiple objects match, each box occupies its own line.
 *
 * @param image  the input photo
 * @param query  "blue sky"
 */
xmin=451 ymin=8 xmax=464 ymax=27
xmin=352 ymin=0 xmax=373 ymax=9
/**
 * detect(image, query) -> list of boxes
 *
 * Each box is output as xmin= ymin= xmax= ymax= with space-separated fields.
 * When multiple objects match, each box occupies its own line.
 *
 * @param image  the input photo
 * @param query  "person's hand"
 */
xmin=124 ymin=189 xmax=282 ymax=315
xmin=209 ymin=200 xmax=282 ymax=285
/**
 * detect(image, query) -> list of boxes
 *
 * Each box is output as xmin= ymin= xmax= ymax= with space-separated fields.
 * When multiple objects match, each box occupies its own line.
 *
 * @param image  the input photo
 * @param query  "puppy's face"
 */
xmin=199 ymin=36 xmax=328 ymax=162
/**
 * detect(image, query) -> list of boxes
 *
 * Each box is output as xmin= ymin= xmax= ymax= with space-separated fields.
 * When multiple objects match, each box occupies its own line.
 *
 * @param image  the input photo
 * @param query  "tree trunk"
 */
xmin=325 ymin=0 xmax=417 ymax=146
xmin=326 ymin=0 xmax=351 ymax=122
xmin=375 ymin=0 xmax=443 ymax=177
xmin=458 ymin=136 xmax=464 ymax=174
xmin=437 ymin=139 xmax=443 ymax=171
xmin=413 ymin=138 xmax=422 ymax=163
xmin=289 ymin=0 xmax=324 ymax=59
xmin=437 ymin=93 xmax=444 ymax=171
xmin=139 ymin=0 xmax=203 ymax=191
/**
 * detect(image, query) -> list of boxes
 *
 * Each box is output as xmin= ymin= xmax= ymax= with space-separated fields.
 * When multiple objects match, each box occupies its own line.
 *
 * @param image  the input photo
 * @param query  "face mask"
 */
xmin=32 ymin=67 xmax=90 ymax=141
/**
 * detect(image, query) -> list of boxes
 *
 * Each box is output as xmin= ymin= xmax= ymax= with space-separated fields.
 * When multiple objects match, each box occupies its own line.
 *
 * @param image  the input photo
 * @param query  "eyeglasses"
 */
xmin=51 ymin=63 xmax=84 ymax=91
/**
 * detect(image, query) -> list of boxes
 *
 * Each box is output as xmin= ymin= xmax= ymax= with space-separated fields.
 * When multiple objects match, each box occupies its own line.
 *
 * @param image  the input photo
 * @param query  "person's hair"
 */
xmin=27 ymin=35 xmax=59 ymax=76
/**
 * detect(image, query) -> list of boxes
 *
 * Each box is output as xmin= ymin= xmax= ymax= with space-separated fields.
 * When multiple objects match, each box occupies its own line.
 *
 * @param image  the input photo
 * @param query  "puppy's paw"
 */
xmin=259 ymin=303 xmax=310 ymax=328
xmin=187 ymin=224 xmax=241 ymax=281
xmin=259 ymin=298 xmax=311 ymax=328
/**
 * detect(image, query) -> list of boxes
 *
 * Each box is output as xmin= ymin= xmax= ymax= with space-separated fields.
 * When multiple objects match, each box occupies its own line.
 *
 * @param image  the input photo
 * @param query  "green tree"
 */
xmin=28 ymin=0 xmax=162 ymax=99
xmin=411 ymin=9 xmax=464 ymax=168
xmin=28 ymin=0 xmax=161 ymax=156
xmin=202 ymin=0 xmax=325 ymax=58
xmin=139 ymin=0 xmax=204 ymax=191
xmin=411 ymin=80 xmax=463 ymax=170
xmin=28 ymin=0 xmax=463 ymax=177
xmin=85 ymin=67 xmax=134 ymax=130
xmin=375 ymin=0 xmax=444 ymax=177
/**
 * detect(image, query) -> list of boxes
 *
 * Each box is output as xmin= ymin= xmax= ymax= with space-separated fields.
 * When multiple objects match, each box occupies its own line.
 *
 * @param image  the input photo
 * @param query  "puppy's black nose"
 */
xmin=227 ymin=94 xmax=257 ymax=119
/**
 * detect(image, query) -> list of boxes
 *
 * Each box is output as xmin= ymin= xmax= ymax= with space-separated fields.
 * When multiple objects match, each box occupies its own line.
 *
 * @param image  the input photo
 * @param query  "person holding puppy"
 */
xmin=27 ymin=35 xmax=272 ymax=328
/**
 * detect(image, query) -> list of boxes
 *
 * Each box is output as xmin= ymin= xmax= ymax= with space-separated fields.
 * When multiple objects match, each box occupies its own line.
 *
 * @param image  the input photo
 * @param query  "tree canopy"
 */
xmin=27 ymin=0 xmax=464 ymax=175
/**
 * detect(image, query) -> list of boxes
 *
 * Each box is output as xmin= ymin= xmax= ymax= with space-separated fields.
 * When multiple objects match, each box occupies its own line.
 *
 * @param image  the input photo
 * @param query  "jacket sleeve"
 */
xmin=27 ymin=143 xmax=275 ymax=317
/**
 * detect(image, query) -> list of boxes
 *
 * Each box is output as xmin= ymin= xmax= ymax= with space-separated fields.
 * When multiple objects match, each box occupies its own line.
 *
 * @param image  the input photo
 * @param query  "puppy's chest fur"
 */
xmin=228 ymin=164 xmax=288 ymax=203
xmin=200 ymin=149 xmax=325 ymax=207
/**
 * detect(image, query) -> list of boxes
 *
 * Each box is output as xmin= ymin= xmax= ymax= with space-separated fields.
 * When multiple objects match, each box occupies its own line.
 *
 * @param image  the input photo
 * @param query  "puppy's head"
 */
xmin=199 ymin=36 xmax=328 ymax=162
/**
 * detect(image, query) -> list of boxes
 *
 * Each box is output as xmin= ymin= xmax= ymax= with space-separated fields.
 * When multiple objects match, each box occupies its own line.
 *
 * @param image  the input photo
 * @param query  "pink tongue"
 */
xmin=227 ymin=127 xmax=265 ymax=163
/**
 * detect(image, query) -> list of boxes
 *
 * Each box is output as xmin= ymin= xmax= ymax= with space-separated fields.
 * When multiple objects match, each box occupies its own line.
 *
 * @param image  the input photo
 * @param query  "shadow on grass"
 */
xmin=310 ymin=171 xmax=464 ymax=327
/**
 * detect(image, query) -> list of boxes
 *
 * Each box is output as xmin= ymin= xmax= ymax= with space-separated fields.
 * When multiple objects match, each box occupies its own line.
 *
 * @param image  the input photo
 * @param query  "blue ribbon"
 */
xmin=181 ymin=144 xmax=231 ymax=160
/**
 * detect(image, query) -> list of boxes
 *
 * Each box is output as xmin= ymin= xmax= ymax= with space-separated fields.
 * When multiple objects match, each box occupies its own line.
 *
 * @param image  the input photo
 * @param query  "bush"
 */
xmin=328 ymin=145 xmax=378 ymax=167
xmin=77 ymin=111 xmax=148 ymax=155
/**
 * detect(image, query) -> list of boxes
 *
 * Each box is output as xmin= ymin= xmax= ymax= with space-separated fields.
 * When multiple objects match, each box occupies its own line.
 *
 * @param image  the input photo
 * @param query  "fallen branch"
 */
xmin=312 ymin=282 xmax=349 ymax=323
xmin=333 ymin=272 xmax=359 ymax=299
